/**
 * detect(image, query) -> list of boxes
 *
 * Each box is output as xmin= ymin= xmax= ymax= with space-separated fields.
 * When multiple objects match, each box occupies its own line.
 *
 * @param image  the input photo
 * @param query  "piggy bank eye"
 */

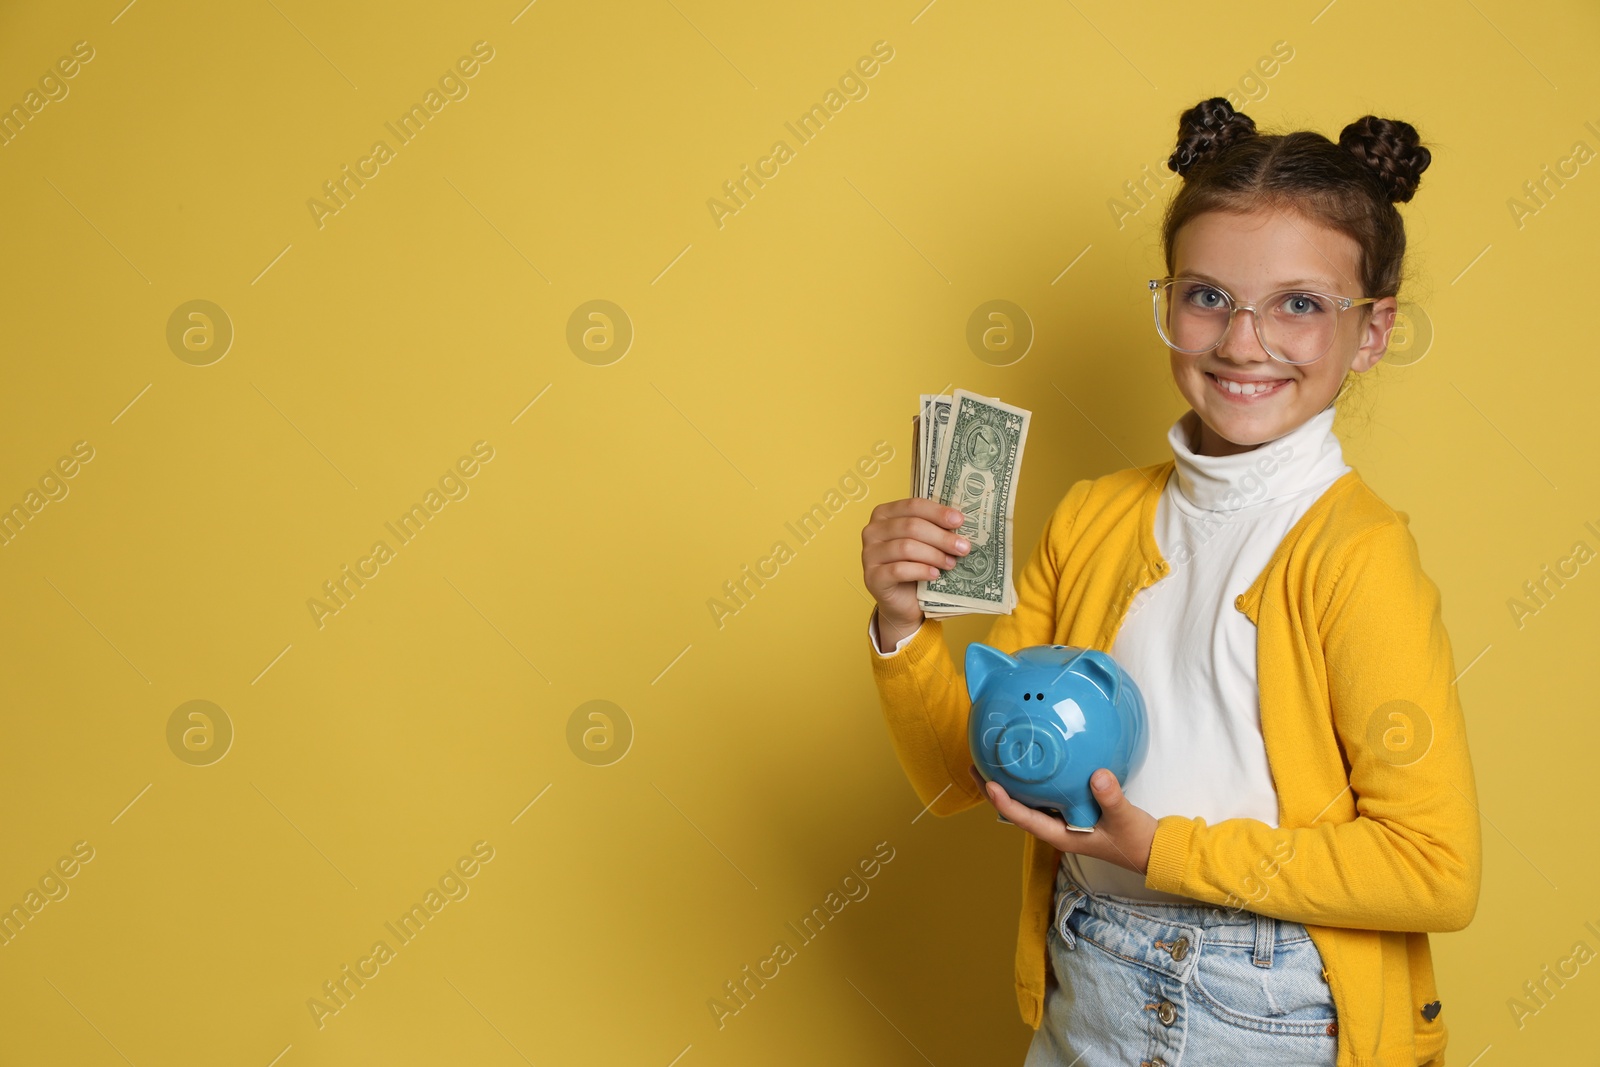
xmin=1022 ymin=693 xmax=1031 ymax=700
xmin=1036 ymin=693 xmax=1044 ymax=701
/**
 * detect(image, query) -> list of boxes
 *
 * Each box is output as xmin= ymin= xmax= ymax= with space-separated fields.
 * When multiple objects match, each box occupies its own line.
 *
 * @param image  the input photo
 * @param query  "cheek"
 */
xmin=1293 ymin=361 xmax=1347 ymax=410
xmin=1169 ymin=349 xmax=1190 ymax=382
xmin=1170 ymin=352 xmax=1206 ymax=401
xmin=1313 ymin=338 xmax=1363 ymax=387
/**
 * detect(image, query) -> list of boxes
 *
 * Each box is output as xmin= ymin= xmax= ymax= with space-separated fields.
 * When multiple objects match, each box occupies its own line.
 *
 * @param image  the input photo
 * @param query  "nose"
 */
xmin=1217 ymin=305 xmax=1272 ymax=364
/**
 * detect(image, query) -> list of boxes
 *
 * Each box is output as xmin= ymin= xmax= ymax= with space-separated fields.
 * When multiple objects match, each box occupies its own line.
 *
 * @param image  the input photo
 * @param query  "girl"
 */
xmin=859 ymin=97 xmax=1481 ymax=1067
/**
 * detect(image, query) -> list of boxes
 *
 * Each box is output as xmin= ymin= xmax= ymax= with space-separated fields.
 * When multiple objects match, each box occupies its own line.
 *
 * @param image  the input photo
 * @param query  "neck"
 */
xmin=1169 ymin=406 xmax=1348 ymax=513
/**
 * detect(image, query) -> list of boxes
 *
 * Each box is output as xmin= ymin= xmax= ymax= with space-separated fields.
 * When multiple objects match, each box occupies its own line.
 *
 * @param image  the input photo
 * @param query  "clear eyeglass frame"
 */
xmin=1147 ymin=276 xmax=1380 ymax=366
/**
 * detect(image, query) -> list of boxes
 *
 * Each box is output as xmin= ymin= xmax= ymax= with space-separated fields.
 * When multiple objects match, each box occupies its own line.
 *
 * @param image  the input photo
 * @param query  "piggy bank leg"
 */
xmin=1061 ymin=798 xmax=1102 ymax=831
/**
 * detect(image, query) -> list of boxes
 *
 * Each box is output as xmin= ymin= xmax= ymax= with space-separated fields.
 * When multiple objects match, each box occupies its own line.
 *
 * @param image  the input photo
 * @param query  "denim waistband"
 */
xmin=1052 ymin=860 xmax=1311 ymax=975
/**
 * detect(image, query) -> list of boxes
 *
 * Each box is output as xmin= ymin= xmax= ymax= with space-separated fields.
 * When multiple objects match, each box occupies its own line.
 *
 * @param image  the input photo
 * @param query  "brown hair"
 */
xmin=1160 ymin=96 xmax=1431 ymax=304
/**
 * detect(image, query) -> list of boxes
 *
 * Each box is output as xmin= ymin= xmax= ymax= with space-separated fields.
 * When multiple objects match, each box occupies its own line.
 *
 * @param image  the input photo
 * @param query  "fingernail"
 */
xmin=955 ymin=538 xmax=970 ymax=553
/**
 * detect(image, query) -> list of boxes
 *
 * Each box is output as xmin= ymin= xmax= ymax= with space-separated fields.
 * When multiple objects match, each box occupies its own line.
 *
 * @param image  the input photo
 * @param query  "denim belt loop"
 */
xmin=1252 ymin=911 xmax=1276 ymax=967
xmin=1054 ymin=884 xmax=1088 ymax=950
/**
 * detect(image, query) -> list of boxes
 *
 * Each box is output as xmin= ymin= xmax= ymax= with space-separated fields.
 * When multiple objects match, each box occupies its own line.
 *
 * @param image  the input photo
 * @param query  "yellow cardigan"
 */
xmin=867 ymin=460 xmax=1481 ymax=1067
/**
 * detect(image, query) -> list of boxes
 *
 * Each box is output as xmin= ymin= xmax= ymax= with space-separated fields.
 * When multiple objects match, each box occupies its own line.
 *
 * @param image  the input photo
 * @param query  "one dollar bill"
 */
xmin=913 ymin=388 xmax=1031 ymax=618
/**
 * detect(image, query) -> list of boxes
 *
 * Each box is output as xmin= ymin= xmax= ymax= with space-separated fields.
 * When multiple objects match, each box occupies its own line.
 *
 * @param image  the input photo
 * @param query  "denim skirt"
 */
xmin=1023 ymin=858 xmax=1338 ymax=1067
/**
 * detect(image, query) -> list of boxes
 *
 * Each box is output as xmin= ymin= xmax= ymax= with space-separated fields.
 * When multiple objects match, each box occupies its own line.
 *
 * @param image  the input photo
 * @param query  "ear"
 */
xmin=1353 ymin=297 xmax=1397 ymax=371
xmin=964 ymin=642 xmax=1020 ymax=702
xmin=1072 ymin=649 xmax=1122 ymax=703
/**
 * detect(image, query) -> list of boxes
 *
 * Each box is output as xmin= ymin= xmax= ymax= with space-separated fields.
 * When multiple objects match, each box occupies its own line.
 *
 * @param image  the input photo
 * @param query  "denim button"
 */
xmin=1156 ymin=1000 xmax=1177 ymax=1026
xmin=1170 ymin=935 xmax=1190 ymax=960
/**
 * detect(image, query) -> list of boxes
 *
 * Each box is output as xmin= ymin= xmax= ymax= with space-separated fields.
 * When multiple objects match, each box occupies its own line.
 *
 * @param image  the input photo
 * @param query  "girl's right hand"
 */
xmin=860 ymin=497 xmax=971 ymax=648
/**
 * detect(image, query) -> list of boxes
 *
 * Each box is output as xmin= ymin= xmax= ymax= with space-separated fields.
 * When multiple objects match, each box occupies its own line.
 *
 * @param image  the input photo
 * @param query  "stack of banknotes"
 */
xmin=911 ymin=388 xmax=1032 ymax=619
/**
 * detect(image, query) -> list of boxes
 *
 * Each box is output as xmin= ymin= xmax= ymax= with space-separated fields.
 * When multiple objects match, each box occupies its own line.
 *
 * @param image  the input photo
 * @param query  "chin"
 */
xmin=1209 ymin=416 xmax=1268 ymax=438
xmin=1181 ymin=392 xmax=1292 ymax=455
xmin=1207 ymin=421 xmax=1278 ymax=451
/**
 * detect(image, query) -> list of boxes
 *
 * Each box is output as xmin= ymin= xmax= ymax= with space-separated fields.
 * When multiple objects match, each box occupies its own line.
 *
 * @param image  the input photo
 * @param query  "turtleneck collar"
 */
xmin=1167 ymin=403 xmax=1349 ymax=514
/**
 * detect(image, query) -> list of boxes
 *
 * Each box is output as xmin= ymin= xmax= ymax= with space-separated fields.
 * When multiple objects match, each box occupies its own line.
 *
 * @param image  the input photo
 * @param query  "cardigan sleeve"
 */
xmin=1143 ymin=519 xmax=1483 ymax=932
xmin=865 ymin=480 xmax=1092 ymax=818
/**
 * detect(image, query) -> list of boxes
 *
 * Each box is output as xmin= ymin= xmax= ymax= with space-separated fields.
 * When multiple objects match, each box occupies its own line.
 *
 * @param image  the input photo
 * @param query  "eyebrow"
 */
xmin=1178 ymin=270 xmax=1339 ymax=292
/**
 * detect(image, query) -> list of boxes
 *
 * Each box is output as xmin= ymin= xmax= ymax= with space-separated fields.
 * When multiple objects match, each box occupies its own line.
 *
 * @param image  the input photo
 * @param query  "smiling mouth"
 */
xmin=1206 ymin=372 xmax=1290 ymax=399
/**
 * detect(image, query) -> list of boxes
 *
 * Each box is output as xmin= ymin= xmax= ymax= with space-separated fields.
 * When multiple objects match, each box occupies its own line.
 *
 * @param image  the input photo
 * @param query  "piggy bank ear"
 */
xmin=964 ymin=643 xmax=1020 ymax=702
xmin=1073 ymin=650 xmax=1123 ymax=704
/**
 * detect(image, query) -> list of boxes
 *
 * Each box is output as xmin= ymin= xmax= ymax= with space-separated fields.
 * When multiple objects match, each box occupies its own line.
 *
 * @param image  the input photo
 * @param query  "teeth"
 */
xmin=1215 ymin=375 xmax=1281 ymax=396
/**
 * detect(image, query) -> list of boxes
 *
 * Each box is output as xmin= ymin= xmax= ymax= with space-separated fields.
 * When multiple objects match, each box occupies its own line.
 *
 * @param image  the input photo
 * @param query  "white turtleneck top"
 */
xmin=872 ymin=403 xmax=1351 ymax=901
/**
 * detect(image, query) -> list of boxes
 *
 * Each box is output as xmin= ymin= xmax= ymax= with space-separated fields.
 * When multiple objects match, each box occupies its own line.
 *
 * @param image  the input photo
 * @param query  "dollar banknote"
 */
xmin=918 ymin=394 xmax=953 ymax=501
xmin=913 ymin=388 xmax=1031 ymax=618
xmin=912 ymin=393 xmax=962 ymax=617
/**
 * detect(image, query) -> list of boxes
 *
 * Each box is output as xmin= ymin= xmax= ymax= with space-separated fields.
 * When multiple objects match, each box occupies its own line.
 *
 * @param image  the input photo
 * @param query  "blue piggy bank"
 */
xmin=966 ymin=642 xmax=1150 ymax=830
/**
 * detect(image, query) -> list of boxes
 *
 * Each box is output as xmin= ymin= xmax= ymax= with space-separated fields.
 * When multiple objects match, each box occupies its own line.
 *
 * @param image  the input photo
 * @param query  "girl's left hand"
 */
xmin=969 ymin=764 xmax=1157 ymax=876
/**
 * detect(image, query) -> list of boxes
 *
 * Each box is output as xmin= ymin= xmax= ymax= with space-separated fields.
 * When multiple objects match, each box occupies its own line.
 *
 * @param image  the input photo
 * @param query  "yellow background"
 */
xmin=1 ymin=0 xmax=1597 ymax=1063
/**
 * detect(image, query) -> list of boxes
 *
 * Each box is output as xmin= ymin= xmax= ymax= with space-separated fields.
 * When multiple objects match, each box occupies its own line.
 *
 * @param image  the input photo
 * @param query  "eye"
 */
xmin=1023 ymin=692 xmax=1031 ymax=700
xmin=1036 ymin=693 xmax=1045 ymax=701
xmin=1183 ymin=284 xmax=1227 ymax=309
xmin=1278 ymin=292 xmax=1330 ymax=315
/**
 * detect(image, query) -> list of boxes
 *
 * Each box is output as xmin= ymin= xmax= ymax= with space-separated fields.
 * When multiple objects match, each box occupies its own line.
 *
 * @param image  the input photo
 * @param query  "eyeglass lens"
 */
xmin=1155 ymin=280 xmax=1339 ymax=365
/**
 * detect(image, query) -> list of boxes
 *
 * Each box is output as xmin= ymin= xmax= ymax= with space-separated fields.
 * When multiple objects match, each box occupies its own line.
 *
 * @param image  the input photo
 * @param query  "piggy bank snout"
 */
xmin=992 ymin=716 xmax=1056 ymax=783
xmin=984 ymin=716 xmax=1064 ymax=783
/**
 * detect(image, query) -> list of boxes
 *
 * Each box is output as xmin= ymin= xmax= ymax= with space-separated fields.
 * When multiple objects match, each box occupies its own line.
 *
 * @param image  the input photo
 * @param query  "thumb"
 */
xmin=1091 ymin=769 xmax=1125 ymax=813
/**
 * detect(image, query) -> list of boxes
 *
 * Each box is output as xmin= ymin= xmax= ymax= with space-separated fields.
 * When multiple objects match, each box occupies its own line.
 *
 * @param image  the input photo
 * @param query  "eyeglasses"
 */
xmin=1148 ymin=276 xmax=1379 ymax=366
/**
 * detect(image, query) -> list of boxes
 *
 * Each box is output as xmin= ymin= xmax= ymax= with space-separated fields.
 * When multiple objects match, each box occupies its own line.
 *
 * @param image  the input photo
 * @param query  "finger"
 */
xmin=893 ymin=514 xmax=971 ymax=557
xmin=864 ymin=498 xmax=954 ymax=533
xmin=1082 ymin=773 xmax=1144 ymax=871
xmin=986 ymin=782 xmax=1053 ymax=830
xmin=866 ymin=559 xmax=948 ymax=587
xmin=986 ymin=781 xmax=1029 ymax=821
xmin=1091 ymin=770 xmax=1128 ymax=819
xmin=990 ymin=790 xmax=1074 ymax=850
xmin=863 ymin=504 xmax=966 ymax=547
xmin=863 ymin=536 xmax=960 ymax=573
xmin=863 ymin=520 xmax=970 ymax=564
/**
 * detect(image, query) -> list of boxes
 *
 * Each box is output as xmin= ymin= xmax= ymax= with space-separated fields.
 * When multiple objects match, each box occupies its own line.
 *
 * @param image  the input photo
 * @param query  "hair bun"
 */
xmin=1167 ymin=97 xmax=1258 ymax=177
xmin=1339 ymin=115 xmax=1431 ymax=203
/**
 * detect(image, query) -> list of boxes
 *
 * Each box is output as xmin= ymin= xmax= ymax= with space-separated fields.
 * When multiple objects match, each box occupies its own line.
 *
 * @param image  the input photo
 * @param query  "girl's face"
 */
xmin=1167 ymin=207 xmax=1397 ymax=457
